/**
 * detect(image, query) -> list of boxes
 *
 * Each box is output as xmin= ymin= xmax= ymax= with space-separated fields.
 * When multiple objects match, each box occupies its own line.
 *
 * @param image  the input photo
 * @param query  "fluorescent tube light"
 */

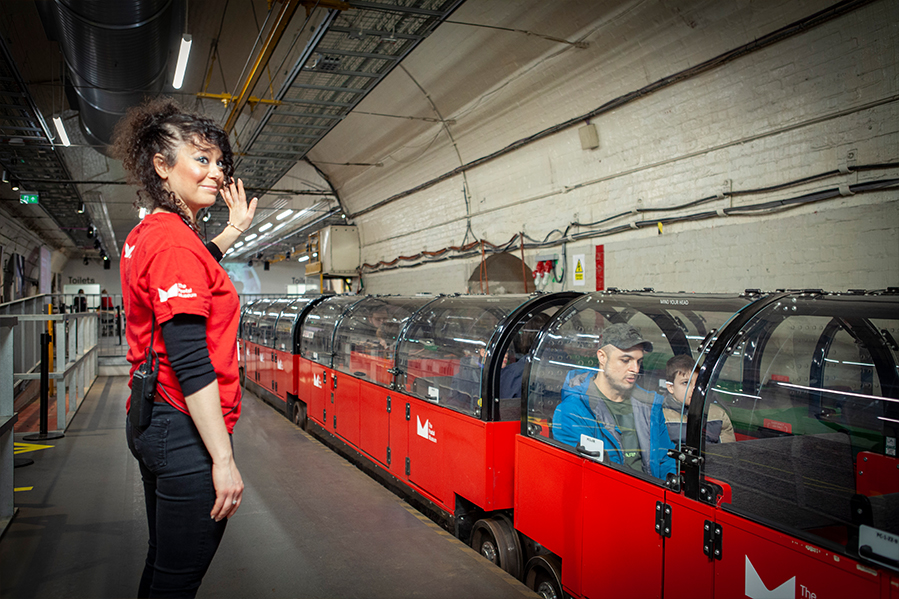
xmin=173 ymin=34 xmax=192 ymax=89
xmin=53 ymin=116 xmax=71 ymax=147
xmin=259 ymin=223 xmax=273 ymax=232
xmin=277 ymin=209 xmax=293 ymax=220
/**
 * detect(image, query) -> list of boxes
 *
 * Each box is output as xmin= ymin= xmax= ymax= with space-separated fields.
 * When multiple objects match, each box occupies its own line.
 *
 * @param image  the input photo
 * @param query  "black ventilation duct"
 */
xmin=38 ymin=0 xmax=183 ymax=154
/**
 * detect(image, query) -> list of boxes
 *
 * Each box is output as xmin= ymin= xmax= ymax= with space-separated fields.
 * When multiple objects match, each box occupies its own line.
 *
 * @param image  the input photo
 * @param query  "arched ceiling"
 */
xmin=1 ymin=0 xmax=825 ymax=266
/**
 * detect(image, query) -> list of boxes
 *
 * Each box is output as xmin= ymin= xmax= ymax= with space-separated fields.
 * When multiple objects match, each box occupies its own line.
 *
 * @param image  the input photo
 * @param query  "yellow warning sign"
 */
xmin=14 ymin=442 xmax=54 ymax=455
xmin=572 ymin=253 xmax=586 ymax=286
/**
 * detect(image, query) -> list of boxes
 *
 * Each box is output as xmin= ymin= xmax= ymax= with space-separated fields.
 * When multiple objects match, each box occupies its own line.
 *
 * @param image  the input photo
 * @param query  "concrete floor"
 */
xmin=2 ymin=376 xmax=536 ymax=598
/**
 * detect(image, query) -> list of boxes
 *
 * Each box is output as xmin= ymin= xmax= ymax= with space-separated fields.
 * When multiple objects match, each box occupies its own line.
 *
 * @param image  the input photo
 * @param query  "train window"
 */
xmin=492 ymin=307 xmax=560 ymax=421
xmin=260 ymin=298 xmax=292 ymax=349
xmin=397 ymin=296 xmax=529 ymax=417
xmin=526 ymin=292 xmax=752 ymax=482
xmin=246 ymin=299 xmax=273 ymax=345
xmin=239 ymin=299 xmax=259 ymax=340
xmin=332 ymin=296 xmax=433 ymax=387
xmin=274 ymin=297 xmax=317 ymax=352
xmin=701 ymin=294 xmax=899 ymax=562
xmin=300 ymin=295 xmax=362 ymax=366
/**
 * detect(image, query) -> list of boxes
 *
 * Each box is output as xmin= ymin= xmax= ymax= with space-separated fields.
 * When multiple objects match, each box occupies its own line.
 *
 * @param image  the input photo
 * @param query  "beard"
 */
xmin=605 ymin=374 xmax=636 ymax=399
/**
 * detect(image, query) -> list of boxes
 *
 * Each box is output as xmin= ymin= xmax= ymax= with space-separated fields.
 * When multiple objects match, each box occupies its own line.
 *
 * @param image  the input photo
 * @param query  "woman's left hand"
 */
xmin=220 ymin=178 xmax=258 ymax=232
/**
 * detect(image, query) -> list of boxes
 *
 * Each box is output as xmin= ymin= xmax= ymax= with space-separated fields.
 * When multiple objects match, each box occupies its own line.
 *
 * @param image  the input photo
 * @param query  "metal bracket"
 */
xmin=333 ymin=414 xmax=337 ymax=429
xmin=405 ymin=403 xmax=410 ymax=421
xmin=699 ymin=481 xmax=722 ymax=506
xmin=386 ymin=395 xmax=391 ymax=413
xmin=667 ymin=446 xmax=703 ymax=467
xmin=703 ymin=520 xmax=722 ymax=560
xmin=387 ymin=446 xmax=391 ymax=466
xmin=665 ymin=472 xmax=682 ymax=492
xmin=405 ymin=457 xmax=410 ymax=476
xmin=655 ymin=501 xmax=672 ymax=538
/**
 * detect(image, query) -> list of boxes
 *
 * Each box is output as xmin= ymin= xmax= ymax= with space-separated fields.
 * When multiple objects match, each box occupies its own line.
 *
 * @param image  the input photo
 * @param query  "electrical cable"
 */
xmin=348 ymin=0 xmax=875 ymax=221
xmin=359 ymin=171 xmax=898 ymax=275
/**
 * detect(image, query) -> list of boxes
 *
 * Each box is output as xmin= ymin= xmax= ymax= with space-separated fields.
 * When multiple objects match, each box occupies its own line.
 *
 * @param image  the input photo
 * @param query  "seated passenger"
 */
xmin=500 ymin=312 xmax=550 ymax=399
xmin=553 ymin=323 xmax=675 ymax=480
xmin=663 ymin=354 xmax=735 ymax=444
xmin=500 ymin=352 xmax=527 ymax=399
xmin=446 ymin=350 xmax=482 ymax=412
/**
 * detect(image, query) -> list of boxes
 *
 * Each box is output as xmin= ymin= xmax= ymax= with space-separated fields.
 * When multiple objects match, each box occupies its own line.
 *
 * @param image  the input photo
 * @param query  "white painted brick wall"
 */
xmin=344 ymin=0 xmax=898 ymax=295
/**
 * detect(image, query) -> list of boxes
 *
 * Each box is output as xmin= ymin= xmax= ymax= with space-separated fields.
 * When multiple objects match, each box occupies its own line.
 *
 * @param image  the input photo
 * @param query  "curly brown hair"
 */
xmin=111 ymin=97 xmax=234 ymax=235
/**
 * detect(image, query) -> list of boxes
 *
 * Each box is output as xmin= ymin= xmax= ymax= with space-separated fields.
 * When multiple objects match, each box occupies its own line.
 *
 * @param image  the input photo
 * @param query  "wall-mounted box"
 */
xmin=311 ymin=225 xmax=359 ymax=276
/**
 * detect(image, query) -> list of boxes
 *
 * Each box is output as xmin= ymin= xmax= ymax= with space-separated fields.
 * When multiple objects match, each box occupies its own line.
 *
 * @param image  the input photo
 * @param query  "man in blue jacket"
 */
xmin=552 ymin=323 xmax=676 ymax=481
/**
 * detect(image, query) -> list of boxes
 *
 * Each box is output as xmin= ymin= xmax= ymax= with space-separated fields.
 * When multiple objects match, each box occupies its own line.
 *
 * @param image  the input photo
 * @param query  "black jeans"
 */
xmin=126 ymin=403 xmax=229 ymax=598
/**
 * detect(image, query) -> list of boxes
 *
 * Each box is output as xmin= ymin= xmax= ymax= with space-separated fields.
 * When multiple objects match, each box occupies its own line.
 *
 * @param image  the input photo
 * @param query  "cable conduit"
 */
xmin=348 ymin=0 xmax=878 ymax=220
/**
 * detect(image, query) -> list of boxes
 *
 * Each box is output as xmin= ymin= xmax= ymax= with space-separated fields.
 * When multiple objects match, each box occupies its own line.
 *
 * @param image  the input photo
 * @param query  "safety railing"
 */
xmin=0 ymin=294 xmax=98 ymax=433
xmin=1 ymin=315 xmax=18 ymax=537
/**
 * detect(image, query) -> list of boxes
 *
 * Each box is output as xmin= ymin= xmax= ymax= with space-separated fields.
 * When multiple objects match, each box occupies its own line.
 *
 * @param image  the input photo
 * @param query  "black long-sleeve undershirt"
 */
xmin=205 ymin=241 xmax=223 ymax=262
xmin=160 ymin=314 xmax=217 ymax=397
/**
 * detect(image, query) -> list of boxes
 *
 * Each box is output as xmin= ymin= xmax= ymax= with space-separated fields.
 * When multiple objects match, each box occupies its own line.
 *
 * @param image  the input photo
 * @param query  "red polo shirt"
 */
xmin=121 ymin=212 xmax=241 ymax=433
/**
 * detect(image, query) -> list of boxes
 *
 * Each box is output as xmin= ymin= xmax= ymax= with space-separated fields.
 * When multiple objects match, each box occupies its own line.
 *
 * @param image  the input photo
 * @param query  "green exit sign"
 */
xmin=19 ymin=192 xmax=39 ymax=204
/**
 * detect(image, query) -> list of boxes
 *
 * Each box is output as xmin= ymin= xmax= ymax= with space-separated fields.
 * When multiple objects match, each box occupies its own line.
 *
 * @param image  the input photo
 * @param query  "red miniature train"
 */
xmin=239 ymin=289 xmax=899 ymax=598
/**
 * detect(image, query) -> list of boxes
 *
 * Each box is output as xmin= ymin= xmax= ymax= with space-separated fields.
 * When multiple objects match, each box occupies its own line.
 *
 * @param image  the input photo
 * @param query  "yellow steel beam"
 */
xmin=223 ymin=0 xmax=302 ymax=134
xmin=197 ymin=92 xmax=282 ymax=107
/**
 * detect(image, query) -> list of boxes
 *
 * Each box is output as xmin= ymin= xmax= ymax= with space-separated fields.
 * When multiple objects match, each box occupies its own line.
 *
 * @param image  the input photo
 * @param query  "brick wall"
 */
xmin=343 ymin=0 xmax=899 ymax=296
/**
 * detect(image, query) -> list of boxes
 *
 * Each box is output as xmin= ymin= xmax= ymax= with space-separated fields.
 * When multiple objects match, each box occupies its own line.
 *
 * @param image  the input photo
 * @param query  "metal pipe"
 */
xmin=223 ymin=0 xmax=302 ymax=133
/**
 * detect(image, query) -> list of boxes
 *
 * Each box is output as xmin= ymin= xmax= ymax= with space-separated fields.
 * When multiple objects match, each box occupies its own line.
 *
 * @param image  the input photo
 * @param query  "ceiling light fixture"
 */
xmin=276 ymin=209 xmax=293 ymax=220
xmin=53 ymin=116 xmax=71 ymax=147
xmin=245 ymin=233 xmax=258 ymax=241
xmin=202 ymin=210 xmax=211 ymax=222
xmin=298 ymin=255 xmax=309 ymax=263
xmin=77 ymin=202 xmax=85 ymax=214
xmin=11 ymin=179 xmax=19 ymax=191
xmin=173 ymin=34 xmax=192 ymax=89
xmin=259 ymin=223 xmax=273 ymax=232
xmin=138 ymin=207 xmax=147 ymax=219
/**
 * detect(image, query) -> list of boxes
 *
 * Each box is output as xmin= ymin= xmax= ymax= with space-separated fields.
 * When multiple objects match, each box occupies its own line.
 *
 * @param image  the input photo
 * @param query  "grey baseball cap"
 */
xmin=599 ymin=323 xmax=653 ymax=353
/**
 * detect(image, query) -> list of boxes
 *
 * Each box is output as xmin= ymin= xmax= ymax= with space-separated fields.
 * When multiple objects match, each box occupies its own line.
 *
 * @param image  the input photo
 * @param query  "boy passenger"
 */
xmin=552 ymin=323 xmax=676 ymax=481
xmin=663 ymin=354 xmax=735 ymax=444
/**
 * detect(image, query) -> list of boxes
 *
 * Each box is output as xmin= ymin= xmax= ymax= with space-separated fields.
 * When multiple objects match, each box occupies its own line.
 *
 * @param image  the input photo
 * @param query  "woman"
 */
xmin=112 ymin=98 xmax=257 ymax=597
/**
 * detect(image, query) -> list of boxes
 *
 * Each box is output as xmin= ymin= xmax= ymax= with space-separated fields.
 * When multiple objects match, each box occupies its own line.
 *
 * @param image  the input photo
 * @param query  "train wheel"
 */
xmin=534 ymin=572 xmax=561 ymax=599
xmin=292 ymin=401 xmax=307 ymax=430
xmin=470 ymin=516 xmax=522 ymax=579
xmin=525 ymin=555 xmax=562 ymax=599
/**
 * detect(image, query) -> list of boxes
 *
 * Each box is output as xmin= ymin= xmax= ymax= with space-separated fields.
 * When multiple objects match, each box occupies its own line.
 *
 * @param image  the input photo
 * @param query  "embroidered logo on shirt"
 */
xmin=158 ymin=283 xmax=197 ymax=303
xmin=124 ymin=243 xmax=135 ymax=258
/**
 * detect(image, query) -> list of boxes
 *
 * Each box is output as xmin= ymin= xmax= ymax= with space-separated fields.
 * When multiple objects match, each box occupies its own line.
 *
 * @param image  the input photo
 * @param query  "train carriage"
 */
xmin=238 ymin=289 xmax=899 ymax=598
xmin=519 ymin=289 xmax=899 ymax=599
